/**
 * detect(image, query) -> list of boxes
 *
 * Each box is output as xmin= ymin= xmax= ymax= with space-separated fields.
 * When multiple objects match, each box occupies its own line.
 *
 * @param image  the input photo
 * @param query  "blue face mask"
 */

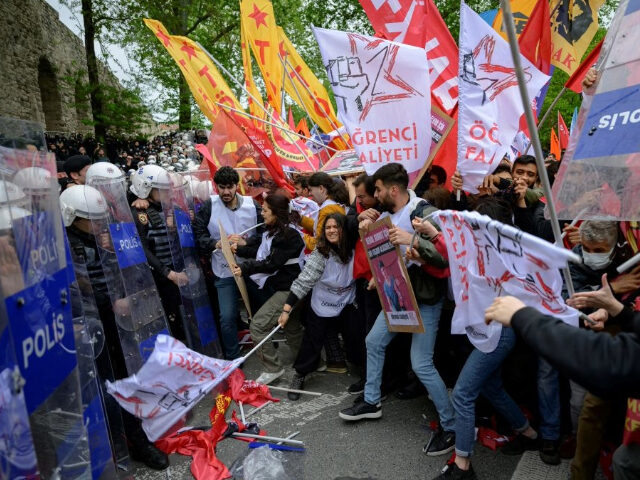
xmin=582 ymin=249 xmax=613 ymax=270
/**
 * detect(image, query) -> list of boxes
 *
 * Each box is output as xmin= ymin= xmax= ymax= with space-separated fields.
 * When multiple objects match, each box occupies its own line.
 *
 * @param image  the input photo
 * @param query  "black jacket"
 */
xmin=237 ymin=226 xmax=304 ymax=292
xmin=131 ymin=202 xmax=172 ymax=278
xmin=512 ymin=306 xmax=640 ymax=398
xmin=192 ymin=196 xmax=264 ymax=257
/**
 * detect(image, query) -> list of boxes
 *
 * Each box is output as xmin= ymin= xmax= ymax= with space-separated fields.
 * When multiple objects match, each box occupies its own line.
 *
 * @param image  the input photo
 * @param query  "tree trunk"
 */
xmin=81 ymin=0 xmax=106 ymax=141
xmin=178 ymin=76 xmax=191 ymax=129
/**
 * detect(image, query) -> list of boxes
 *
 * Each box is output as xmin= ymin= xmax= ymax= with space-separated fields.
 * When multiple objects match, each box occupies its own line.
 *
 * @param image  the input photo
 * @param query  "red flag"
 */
xmin=226 ymin=369 xmax=278 ymax=407
xmin=287 ymin=107 xmax=296 ymax=130
xmin=557 ymin=111 xmax=570 ymax=149
xmin=565 ymin=39 xmax=603 ymax=93
xmin=550 ymin=127 xmax=561 ymax=159
xmin=358 ymin=0 xmax=459 ymax=113
xmin=518 ymin=0 xmax=552 ymax=74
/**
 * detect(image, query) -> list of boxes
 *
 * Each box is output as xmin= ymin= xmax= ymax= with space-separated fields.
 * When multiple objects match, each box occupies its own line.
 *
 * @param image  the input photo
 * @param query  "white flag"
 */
xmin=457 ymin=2 xmax=550 ymax=193
xmin=106 ymin=335 xmax=241 ymax=441
xmin=313 ymin=26 xmax=431 ymax=182
xmin=433 ymin=210 xmax=579 ymax=353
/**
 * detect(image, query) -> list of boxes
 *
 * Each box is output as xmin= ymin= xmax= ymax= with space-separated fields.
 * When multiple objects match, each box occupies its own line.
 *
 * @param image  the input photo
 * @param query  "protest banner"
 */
xmin=457 ymin=1 xmax=550 ymax=192
xmin=361 ymin=217 xmax=423 ymax=333
xmin=107 ymin=335 xmax=242 ymax=441
xmin=433 ymin=210 xmax=579 ymax=352
xmin=313 ymin=26 xmax=431 ymax=186
xmin=551 ymin=0 xmax=640 ymax=221
xmin=219 ymin=222 xmax=253 ymax=319
xmin=358 ymin=0 xmax=459 ymax=114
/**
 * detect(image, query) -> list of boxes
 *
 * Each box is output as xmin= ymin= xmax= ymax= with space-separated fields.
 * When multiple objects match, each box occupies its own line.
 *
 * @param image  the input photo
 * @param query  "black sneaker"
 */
xmin=129 ymin=440 xmax=169 ymax=470
xmin=539 ymin=439 xmax=561 ymax=465
xmin=501 ymin=434 xmax=538 ymax=456
xmin=423 ymin=426 xmax=456 ymax=456
xmin=347 ymin=378 xmax=366 ymax=395
xmin=339 ymin=399 xmax=382 ymax=421
xmin=287 ymin=373 xmax=305 ymax=401
xmin=432 ymin=460 xmax=477 ymax=479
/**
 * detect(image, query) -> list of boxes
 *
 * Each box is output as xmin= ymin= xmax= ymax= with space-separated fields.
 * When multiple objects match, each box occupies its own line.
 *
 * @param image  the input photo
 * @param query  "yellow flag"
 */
xmin=143 ymin=18 xmax=242 ymax=123
xmin=278 ymin=27 xmax=341 ymax=135
xmin=549 ymin=0 xmax=604 ymax=75
xmin=241 ymin=21 xmax=266 ymax=121
xmin=240 ymin=0 xmax=283 ymax=114
xmin=492 ymin=0 xmax=538 ymax=41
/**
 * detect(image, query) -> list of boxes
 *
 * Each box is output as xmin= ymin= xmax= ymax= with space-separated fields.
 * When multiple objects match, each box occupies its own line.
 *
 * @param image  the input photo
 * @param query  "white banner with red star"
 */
xmin=313 ymin=27 xmax=430 ymax=181
xmin=457 ymin=2 xmax=549 ymax=193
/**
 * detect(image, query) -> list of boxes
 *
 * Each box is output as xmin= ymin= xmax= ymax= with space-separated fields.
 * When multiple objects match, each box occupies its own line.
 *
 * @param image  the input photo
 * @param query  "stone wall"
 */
xmin=0 ymin=0 xmax=120 ymax=134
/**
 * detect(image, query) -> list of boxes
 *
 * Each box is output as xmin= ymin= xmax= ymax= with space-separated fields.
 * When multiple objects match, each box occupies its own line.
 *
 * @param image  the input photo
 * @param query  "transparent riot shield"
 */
xmin=65 ymin=239 xmax=127 ymax=478
xmin=87 ymin=178 xmax=169 ymax=374
xmin=160 ymin=173 xmax=223 ymax=357
xmin=0 ymin=144 xmax=91 ymax=479
xmin=182 ymin=168 xmax=215 ymax=215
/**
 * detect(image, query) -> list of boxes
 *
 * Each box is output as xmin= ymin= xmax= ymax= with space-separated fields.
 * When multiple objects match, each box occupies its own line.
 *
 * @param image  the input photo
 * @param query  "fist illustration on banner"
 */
xmin=327 ymin=56 xmax=370 ymax=112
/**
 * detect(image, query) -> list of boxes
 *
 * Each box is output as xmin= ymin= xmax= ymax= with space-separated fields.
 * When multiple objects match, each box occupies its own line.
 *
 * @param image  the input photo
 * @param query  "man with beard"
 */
xmin=193 ymin=166 xmax=263 ymax=360
xmin=338 ymin=164 xmax=456 ymax=458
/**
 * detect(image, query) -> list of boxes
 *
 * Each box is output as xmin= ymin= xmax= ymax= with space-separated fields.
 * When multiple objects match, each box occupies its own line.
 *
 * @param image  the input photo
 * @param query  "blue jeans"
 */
xmin=364 ymin=300 xmax=455 ymax=431
xmin=538 ymin=357 xmax=561 ymax=440
xmin=214 ymin=276 xmax=241 ymax=359
xmin=452 ymin=327 xmax=529 ymax=457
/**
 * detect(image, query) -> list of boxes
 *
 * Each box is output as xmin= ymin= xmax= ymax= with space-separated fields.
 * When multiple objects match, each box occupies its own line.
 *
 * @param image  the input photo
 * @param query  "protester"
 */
xmin=231 ymin=194 xmax=305 ymax=384
xmin=193 ymin=166 xmax=264 ymax=360
xmin=63 ymin=154 xmax=92 ymax=187
xmin=278 ymin=212 xmax=357 ymax=399
xmin=338 ymin=164 xmax=455 ymax=458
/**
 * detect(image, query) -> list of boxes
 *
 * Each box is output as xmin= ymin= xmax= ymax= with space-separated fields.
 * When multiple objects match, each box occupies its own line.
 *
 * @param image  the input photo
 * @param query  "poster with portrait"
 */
xmin=361 ymin=216 xmax=424 ymax=333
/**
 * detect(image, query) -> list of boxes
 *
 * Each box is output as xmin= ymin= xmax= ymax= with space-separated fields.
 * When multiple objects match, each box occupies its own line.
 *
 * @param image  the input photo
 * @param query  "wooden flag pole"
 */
xmin=500 ymin=0 xmax=576 ymax=297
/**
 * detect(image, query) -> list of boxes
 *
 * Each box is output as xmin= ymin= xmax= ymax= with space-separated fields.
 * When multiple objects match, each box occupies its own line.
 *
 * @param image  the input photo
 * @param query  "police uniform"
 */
xmin=132 ymin=202 xmax=187 ymax=342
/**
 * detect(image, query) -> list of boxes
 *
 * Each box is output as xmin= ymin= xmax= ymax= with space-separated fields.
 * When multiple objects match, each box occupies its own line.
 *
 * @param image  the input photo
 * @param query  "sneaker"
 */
xmin=326 ymin=361 xmax=348 ymax=373
xmin=353 ymin=392 xmax=387 ymax=404
xmin=501 ymin=434 xmax=538 ymax=456
xmin=539 ymin=439 xmax=561 ymax=465
xmin=255 ymin=369 xmax=285 ymax=385
xmin=347 ymin=378 xmax=365 ymax=395
xmin=423 ymin=426 xmax=456 ymax=456
xmin=287 ymin=373 xmax=305 ymax=401
xmin=432 ymin=460 xmax=477 ymax=479
xmin=129 ymin=440 xmax=169 ymax=470
xmin=339 ymin=399 xmax=382 ymax=421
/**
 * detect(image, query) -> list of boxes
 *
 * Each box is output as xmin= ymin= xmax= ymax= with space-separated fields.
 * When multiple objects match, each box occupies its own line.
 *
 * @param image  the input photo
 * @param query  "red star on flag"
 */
xmin=248 ymin=4 xmax=268 ymax=29
xmin=181 ymin=41 xmax=197 ymax=60
xmin=155 ymin=28 xmax=171 ymax=47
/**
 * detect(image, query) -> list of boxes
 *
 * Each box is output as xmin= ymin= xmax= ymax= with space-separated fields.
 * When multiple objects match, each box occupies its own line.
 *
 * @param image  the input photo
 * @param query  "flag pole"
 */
xmin=213 ymin=101 xmax=338 ymax=153
xmin=196 ymin=42 xmax=318 ymax=172
xmin=282 ymin=55 xmax=352 ymax=148
xmin=500 ymin=0 xmax=576 ymax=297
xmin=278 ymin=53 xmax=333 ymax=160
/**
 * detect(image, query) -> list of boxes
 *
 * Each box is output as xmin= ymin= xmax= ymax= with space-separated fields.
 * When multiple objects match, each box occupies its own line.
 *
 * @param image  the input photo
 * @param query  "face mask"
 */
xmin=582 ymin=249 xmax=613 ymax=270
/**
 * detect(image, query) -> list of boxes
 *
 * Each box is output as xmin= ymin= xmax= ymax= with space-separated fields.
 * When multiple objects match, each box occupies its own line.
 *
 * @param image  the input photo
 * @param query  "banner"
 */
xmin=492 ymin=0 xmax=538 ymax=42
xmin=313 ymin=26 xmax=431 ymax=183
xmin=362 ymin=217 xmax=424 ymax=333
xmin=144 ymin=19 xmax=242 ymax=123
xmin=358 ymin=0 xmax=459 ymax=113
xmin=551 ymin=0 xmax=640 ymax=221
xmin=432 ymin=210 xmax=579 ymax=352
xmin=278 ymin=27 xmax=342 ymax=135
xmin=550 ymin=0 xmax=605 ymax=75
xmin=241 ymin=20 xmax=266 ymax=121
xmin=240 ymin=0 xmax=284 ymax=114
xmin=107 ymin=335 xmax=242 ymax=441
xmin=457 ymin=2 xmax=550 ymax=192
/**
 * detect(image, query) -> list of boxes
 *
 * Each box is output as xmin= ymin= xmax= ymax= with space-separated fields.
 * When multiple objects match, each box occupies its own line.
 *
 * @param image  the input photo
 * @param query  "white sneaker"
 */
xmin=255 ymin=369 xmax=285 ymax=385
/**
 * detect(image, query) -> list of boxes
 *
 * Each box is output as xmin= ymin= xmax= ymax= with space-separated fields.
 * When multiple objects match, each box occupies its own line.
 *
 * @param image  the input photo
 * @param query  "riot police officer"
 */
xmin=60 ymin=185 xmax=170 ymax=470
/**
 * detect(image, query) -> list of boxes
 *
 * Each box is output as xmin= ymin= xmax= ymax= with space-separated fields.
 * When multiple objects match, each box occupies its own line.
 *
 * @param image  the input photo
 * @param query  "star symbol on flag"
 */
xmin=248 ymin=4 xmax=268 ymax=29
xmin=181 ymin=41 xmax=196 ymax=60
xmin=155 ymin=28 xmax=171 ymax=47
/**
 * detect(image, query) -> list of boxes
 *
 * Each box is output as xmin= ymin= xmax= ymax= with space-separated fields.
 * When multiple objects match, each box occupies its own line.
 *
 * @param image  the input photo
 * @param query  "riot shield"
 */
xmin=65 ymin=240 xmax=128 ymax=478
xmin=0 ymin=144 xmax=91 ymax=479
xmin=159 ymin=173 xmax=223 ymax=357
xmin=87 ymin=177 xmax=169 ymax=374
